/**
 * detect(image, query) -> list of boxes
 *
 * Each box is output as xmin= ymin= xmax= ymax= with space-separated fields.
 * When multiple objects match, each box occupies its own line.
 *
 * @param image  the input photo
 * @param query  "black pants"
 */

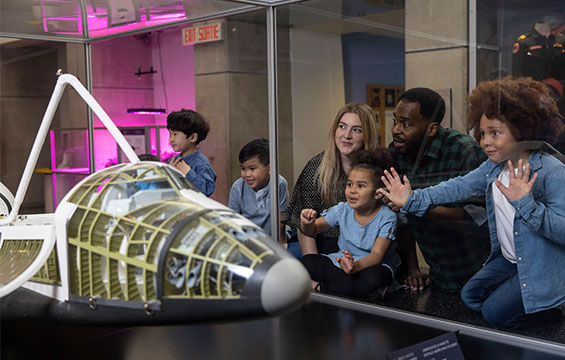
xmin=300 ymin=254 xmax=392 ymax=298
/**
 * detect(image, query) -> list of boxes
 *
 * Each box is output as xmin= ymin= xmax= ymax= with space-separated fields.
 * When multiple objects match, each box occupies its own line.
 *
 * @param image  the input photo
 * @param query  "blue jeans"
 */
xmin=461 ymin=254 xmax=561 ymax=329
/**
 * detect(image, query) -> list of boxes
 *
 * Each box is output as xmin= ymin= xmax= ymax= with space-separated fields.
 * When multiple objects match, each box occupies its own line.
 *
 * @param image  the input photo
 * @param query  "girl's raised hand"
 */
xmin=300 ymin=209 xmax=318 ymax=226
xmin=378 ymin=167 xmax=412 ymax=208
xmin=495 ymin=159 xmax=538 ymax=202
xmin=337 ymin=250 xmax=354 ymax=274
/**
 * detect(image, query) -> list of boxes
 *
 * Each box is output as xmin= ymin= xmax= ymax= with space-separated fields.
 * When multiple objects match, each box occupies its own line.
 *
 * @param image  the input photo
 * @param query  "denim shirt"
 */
xmin=402 ymin=151 xmax=565 ymax=314
xmin=170 ymin=150 xmax=216 ymax=196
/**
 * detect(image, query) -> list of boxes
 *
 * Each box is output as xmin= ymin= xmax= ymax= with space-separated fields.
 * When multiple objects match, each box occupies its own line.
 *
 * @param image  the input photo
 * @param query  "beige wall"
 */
xmin=0 ymin=40 xmax=83 ymax=213
xmin=289 ymin=28 xmax=345 ymax=182
xmin=405 ymin=0 xmax=469 ymax=132
xmin=194 ymin=16 xmax=293 ymax=205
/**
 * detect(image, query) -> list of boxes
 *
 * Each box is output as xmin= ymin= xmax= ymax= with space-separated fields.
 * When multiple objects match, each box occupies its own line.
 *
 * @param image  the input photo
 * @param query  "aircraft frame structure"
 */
xmin=0 ymin=71 xmax=310 ymax=325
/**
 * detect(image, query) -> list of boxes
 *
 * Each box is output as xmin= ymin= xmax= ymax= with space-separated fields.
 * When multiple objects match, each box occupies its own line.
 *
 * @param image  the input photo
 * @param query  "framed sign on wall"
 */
xmin=366 ymin=84 xmax=405 ymax=146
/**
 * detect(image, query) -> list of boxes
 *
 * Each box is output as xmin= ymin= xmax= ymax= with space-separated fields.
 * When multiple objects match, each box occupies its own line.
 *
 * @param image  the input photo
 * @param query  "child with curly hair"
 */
xmin=300 ymin=148 xmax=400 ymax=299
xmin=380 ymin=77 xmax=565 ymax=329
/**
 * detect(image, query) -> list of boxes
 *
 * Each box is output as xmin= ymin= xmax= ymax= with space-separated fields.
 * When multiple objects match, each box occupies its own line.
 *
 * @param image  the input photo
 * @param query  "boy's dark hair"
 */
xmin=138 ymin=154 xmax=159 ymax=162
xmin=350 ymin=148 xmax=395 ymax=188
xmin=399 ymin=87 xmax=446 ymax=124
xmin=239 ymin=138 xmax=269 ymax=165
xmin=468 ymin=77 xmax=562 ymax=144
xmin=166 ymin=109 xmax=209 ymax=144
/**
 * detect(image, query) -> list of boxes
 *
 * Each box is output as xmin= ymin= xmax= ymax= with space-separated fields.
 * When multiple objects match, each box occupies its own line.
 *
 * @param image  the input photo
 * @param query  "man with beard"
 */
xmin=387 ymin=87 xmax=490 ymax=292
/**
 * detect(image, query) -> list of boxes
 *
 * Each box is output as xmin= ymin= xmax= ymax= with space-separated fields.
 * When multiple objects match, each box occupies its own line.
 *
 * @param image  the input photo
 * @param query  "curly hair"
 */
xmin=350 ymin=148 xmax=395 ymax=189
xmin=467 ymin=77 xmax=562 ymax=144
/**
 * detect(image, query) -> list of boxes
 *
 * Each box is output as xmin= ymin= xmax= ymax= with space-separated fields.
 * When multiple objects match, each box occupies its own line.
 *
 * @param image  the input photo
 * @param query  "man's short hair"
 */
xmin=239 ymin=138 xmax=269 ymax=165
xmin=399 ymin=88 xmax=446 ymax=124
xmin=166 ymin=109 xmax=209 ymax=144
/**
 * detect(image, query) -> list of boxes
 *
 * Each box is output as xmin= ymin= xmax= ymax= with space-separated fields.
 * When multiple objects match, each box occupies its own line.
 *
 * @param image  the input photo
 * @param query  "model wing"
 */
xmin=0 ymin=218 xmax=56 ymax=298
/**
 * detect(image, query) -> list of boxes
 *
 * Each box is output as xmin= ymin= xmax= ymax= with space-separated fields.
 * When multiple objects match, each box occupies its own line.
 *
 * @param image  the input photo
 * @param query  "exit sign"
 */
xmin=182 ymin=22 xmax=223 ymax=45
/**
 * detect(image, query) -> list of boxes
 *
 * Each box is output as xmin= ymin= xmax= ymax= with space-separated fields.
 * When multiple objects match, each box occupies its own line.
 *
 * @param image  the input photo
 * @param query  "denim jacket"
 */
xmin=402 ymin=151 xmax=565 ymax=314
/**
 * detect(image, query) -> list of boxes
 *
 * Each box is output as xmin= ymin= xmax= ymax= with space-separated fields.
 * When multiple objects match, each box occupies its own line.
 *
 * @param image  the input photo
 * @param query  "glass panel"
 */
xmin=89 ymin=8 xmax=269 ymax=207
xmin=0 ymin=0 xmax=255 ymax=41
xmin=1 ymin=0 xmax=86 ymax=39
xmin=90 ymin=24 xmax=195 ymax=166
xmin=0 ymin=37 xmax=87 ymax=213
xmin=278 ymin=0 xmax=565 ymax=344
xmin=476 ymin=0 xmax=565 ymax=152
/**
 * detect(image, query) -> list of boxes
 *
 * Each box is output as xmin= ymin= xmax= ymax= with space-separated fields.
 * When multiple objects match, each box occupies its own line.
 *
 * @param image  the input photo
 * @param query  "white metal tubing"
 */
xmin=0 ymin=76 xmax=67 ymax=225
xmin=0 ymin=73 xmax=139 ymax=225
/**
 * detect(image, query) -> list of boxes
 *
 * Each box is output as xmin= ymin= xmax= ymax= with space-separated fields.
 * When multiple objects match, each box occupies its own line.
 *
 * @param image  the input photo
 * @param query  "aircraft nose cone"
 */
xmin=260 ymin=258 xmax=311 ymax=315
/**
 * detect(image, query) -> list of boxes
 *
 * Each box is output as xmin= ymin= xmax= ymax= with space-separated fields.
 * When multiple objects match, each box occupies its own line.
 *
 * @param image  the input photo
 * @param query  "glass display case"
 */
xmin=47 ymin=125 xmax=168 ymax=208
xmin=2 ymin=0 xmax=564 ymax=353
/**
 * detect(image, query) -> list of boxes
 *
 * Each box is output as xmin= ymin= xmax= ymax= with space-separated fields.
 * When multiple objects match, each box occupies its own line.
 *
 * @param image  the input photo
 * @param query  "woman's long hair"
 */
xmin=317 ymin=102 xmax=379 ymax=206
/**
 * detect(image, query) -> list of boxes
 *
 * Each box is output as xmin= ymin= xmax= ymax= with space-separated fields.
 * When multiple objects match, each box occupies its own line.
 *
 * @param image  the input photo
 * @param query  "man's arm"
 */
xmin=422 ymin=142 xmax=487 ymax=230
xmin=396 ymin=226 xmax=431 ymax=291
xmin=423 ymin=206 xmax=466 ymax=231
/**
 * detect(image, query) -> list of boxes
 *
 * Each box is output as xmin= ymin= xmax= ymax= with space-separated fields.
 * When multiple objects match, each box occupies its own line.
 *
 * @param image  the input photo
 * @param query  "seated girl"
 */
xmin=300 ymin=149 xmax=400 ymax=299
xmin=380 ymin=77 xmax=565 ymax=329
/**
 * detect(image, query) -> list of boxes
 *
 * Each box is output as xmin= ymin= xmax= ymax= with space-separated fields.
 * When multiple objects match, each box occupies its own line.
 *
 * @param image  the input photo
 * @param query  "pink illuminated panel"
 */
xmin=40 ymin=0 xmax=188 ymax=37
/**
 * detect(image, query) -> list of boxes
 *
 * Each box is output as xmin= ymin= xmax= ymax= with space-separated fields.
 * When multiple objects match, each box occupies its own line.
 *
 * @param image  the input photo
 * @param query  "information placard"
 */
xmin=385 ymin=331 xmax=465 ymax=360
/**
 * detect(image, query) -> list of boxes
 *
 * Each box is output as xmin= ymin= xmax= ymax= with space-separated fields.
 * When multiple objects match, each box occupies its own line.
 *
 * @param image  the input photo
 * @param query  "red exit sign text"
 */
xmin=182 ymin=23 xmax=223 ymax=45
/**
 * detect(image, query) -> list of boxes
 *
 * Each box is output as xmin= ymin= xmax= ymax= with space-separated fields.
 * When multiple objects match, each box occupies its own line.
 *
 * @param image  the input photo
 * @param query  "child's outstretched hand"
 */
xmin=378 ymin=167 xmax=412 ymax=208
xmin=337 ymin=250 xmax=355 ymax=274
xmin=300 ymin=209 xmax=317 ymax=226
xmin=170 ymin=155 xmax=191 ymax=175
xmin=495 ymin=159 xmax=538 ymax=202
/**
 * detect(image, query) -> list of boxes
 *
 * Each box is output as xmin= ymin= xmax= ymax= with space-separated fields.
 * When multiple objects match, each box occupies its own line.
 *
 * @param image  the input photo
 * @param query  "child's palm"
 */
xmin=496 ymin=160 xmax=537 ymax=202
xmin=379 ymin=168 xmax=412 ymax=208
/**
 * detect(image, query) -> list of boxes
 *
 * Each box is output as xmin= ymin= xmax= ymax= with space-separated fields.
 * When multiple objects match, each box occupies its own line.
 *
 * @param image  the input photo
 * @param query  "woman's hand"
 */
xmin=378 ymin=167 xmax=412 ymax=208
xmin=300 ymin=209 xmax=317 ymax=226
xmin=495 ymin=159 xmax=538 ymax=202
xmin=337 ymin=250 xmax=355 ymax=274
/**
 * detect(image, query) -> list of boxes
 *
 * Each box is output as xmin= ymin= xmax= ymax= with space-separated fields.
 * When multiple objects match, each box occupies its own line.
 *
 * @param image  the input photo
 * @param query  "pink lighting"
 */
xmin=40 ymin=0 xmax=187 ymax=37
xmin=127 ymin=108 xmax=167 ymax=115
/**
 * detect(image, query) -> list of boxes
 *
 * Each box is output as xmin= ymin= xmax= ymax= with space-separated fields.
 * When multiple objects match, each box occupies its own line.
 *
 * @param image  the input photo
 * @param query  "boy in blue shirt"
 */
xmin=228 ymin=139 xmax=289 ymax=248
xmin=167 ymin=109 xmax=216 ymax=196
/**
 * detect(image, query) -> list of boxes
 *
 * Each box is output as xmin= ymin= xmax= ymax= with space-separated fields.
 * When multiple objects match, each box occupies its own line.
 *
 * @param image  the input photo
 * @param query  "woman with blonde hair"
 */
xmin=284 ymin=102 xmax=381 ymax=255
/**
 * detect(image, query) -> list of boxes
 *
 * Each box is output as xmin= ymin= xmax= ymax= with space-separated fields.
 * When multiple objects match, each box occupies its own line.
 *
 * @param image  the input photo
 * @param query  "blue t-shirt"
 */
xmin=171 ymin=150 xmax=216 ymax=196
xmin=322 ymin=201 xmax=400 ymax=275
xmin=228 ymin=175 xmax=289 ymax=236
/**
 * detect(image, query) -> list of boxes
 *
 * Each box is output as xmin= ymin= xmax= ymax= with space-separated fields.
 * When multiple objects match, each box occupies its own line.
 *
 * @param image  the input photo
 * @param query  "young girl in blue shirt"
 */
xmin=300 ymin=149 xmax=400 ymax=299
xmin=380 ymin=77 xmax=565 ymax=329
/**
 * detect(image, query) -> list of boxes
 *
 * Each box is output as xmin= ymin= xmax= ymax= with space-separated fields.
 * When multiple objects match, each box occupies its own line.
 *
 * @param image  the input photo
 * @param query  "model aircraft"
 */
xmin=0 ymin=71 xmax=310 ymax=325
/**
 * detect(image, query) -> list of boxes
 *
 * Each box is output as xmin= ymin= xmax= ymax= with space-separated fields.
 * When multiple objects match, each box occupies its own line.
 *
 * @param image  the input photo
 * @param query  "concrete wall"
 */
xmin=405 ymin=0 xmax=468 ymax=132
xmin=194 ymin=15 xmax=293 ymax=204
xmin=289 ymin=28 xmax=345 ymax=181
xmin=0 ymin=40 xmax=81 ymax=213
xmin=90 ymin=28 xmax=195 ymax=171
